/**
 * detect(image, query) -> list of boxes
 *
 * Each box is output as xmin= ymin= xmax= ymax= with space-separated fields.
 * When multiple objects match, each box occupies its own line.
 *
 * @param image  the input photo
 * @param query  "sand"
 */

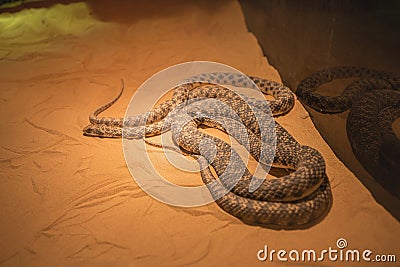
xmin=0 ymin=1 xmax=399 ymax=266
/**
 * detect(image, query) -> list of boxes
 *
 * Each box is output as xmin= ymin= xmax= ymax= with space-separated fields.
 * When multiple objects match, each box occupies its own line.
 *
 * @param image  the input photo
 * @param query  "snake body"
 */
xmin=296 ymin=66 xmax=400 ymax=113
xmin=296 ymin=66 xmax=400 ymax=197
xmin=198 ymin=157 xmax=331 ymax=226
xmin=347 ymin=90 xmax=400 ymax=196
xmin=83 ymin=73 xmax=331 ymax=226
xmin=165 ymin=88 xmax=330 ymax=226
xmin=86 ymin=73 xmax=294 ymax=129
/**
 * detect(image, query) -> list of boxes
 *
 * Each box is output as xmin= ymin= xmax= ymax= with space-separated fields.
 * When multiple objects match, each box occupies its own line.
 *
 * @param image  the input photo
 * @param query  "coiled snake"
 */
xmin=83 ymin=73 xmax=332 ymax=227
xmin=296 ymin=66 xmax=400 ymax=197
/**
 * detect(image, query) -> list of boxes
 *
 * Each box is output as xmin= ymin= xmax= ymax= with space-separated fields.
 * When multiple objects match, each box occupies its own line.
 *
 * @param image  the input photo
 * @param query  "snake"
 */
xmin=296 ymin=66 xmax=400 ymax=197
xmin=347 ymin=90 xmax=400 ymax=197
xmin=83 ymin=73 xmax=331 ymax=227
xmin=167 ymin=87 xmax=330 ymax=226
xmin=83 ymin=72 xmax=294 ymax=137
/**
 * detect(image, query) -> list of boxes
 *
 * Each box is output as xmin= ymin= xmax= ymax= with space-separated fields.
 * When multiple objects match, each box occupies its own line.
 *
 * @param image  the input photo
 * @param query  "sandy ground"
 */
xmin=0 ymin=1 xmax=399 ymax=266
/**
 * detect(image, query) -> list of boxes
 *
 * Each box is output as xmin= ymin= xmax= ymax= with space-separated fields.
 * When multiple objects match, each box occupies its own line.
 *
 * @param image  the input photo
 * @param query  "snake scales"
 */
xmin=296 ymin=66 xmax=400 ymax=197
xmin=83 ymin=73 xmax=332 ymax=227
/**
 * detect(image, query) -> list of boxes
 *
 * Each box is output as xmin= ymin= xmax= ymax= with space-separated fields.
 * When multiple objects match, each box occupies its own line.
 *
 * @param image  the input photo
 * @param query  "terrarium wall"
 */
xmin=239 ymin=0 xmax=400 ymax=88
xmin=239 ymin=0 xmax=400 ymax=217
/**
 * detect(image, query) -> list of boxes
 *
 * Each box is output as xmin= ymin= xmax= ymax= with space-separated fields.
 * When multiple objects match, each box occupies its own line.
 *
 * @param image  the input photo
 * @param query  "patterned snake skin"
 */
xmin=166 ymin=87 xmax=330 ymax=226
xmin=296 ymin=66 xmax=400 ymax=197
xmin=348 ymin=90 xmax=400 ymax=196
xmin=83 ymin=73 xmax=332 ymax=226
xmin=85 ymin=73 xmax=294 ymax=131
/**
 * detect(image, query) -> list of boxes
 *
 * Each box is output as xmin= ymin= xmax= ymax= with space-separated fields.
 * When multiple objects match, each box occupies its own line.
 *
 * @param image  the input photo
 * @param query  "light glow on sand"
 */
xmin=0 ymin=2 xmax=106 ymax=44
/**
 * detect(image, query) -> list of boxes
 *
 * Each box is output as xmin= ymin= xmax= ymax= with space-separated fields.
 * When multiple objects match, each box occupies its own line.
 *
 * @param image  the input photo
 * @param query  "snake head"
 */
xmin=83 ymin=124 xmax=122 ymax=138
